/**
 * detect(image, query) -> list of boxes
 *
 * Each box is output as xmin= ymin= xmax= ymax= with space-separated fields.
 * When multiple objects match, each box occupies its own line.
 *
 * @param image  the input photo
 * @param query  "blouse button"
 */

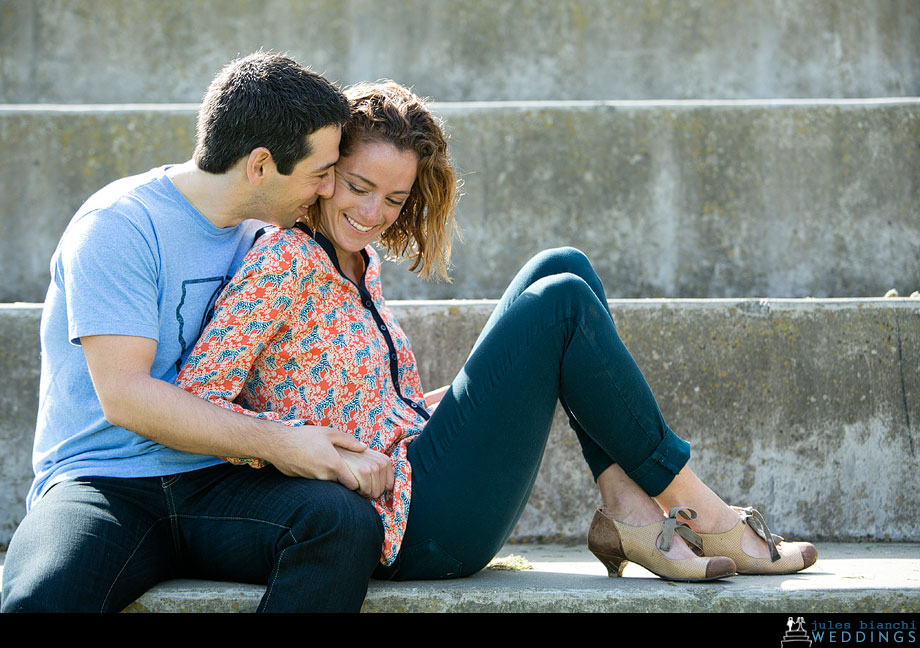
xmin=364 ymin=300 xmax=372 ymax=308
xmin=379 ymin=324 xmax=387 ymax=331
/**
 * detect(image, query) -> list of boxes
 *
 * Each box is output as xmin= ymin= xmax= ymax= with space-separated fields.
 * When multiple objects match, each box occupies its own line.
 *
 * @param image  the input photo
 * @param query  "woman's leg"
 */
xmin=467 ymin=248 xmax=792 ymax=562
xmin=395 ymin=248 xmax=814 ymax=578
xmin=380 ymin=253 xmax=697 ymax=580
xmin=470 ymin=247 xmax=620 ymax=479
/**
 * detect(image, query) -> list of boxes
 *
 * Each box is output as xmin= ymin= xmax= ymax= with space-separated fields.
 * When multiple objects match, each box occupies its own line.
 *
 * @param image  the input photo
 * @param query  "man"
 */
xmin=1 ymin=52 xmax=393 ymax=613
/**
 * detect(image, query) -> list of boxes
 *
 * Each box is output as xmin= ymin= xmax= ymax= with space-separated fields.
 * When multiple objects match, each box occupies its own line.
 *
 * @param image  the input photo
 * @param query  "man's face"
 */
xmin=260 ymin=125 xmax=342 ymax=228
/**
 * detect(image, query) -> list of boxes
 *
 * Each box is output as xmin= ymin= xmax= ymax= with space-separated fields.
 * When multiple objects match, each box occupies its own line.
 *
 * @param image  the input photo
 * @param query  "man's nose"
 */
xmin=317 ymin=171 xmax=335 ymax=199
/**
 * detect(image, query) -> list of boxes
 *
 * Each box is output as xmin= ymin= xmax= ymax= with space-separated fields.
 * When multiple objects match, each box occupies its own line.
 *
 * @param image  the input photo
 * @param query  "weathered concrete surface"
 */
xmin=3 ymin=100 xmax=919 ymax=303
xmin=4 ymin=542 xmax=919 ymax=612
xmin=2 ymin=0 xmax=918 ymax=103
xmin=1 ymin=299 xmax=918 ymax=550
xmin=0 ymin=305 xmax=40 ymax=549
xmin=0 ymin=107 xmax=196 ymax=303
xmin=414 ymin=100 xmax=920 ymax=301
xmin=358 ymin=542 xmax=920 ymax=614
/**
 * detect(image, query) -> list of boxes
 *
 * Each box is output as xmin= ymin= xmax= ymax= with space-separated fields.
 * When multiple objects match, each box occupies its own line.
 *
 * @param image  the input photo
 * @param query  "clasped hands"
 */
xmin=269 ymin=425 xmax=395 ymax=499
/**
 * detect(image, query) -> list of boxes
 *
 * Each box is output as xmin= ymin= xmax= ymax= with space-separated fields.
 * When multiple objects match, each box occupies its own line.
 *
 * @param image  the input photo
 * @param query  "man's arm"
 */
xmin=81 ymin=334 xmax=393 ymax=496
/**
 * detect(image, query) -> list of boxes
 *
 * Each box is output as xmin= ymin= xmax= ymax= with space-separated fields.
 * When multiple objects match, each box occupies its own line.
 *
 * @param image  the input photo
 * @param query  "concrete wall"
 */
xmin=422 ymin=100 xmax=920 ymax=301
xmin=0 ymin=305 xmax=40 ymax=548
xmin=2 ymin=0 xmax=918 ymax=103
xmin=3 ymin=100 xmax=918 ymax=302
xmin=2 ymin=299 xmax=918 ymax=549
xmin=0 ymin=107 xmax=196 ymax=303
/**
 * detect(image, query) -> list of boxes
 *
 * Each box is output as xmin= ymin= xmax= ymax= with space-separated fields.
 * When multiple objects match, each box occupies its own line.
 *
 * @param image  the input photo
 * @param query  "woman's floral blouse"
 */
xmin=176 ymin=225 xmax=431 ymax=565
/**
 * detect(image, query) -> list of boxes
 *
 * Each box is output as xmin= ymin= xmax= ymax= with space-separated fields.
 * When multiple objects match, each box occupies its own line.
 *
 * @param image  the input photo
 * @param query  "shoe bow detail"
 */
xmin=735 ymin=506 xmax=783 ymax=563
xmin=660 ymin=507 xmax=704 ymax=555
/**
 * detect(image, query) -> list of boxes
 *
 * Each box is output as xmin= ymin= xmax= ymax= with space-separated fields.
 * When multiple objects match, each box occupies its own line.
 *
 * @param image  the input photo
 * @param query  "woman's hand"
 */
xmin=424 ymin=385 xmax=450 ymax=409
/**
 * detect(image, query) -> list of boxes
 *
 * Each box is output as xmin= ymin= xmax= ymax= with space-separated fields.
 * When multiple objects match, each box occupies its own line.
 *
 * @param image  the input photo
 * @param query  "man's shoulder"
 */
xmin=64 ymin=166 xmax=181 ymax=235
xmin=80 ymin=165 xmax=174 ymax=212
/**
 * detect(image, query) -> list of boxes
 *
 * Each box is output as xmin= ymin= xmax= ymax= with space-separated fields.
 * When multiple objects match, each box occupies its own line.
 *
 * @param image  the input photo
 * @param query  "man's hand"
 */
xmin=337 ymin=446 xmax=395 ymax=499
xmin=264 ymin=425 xmax=392 ymax=498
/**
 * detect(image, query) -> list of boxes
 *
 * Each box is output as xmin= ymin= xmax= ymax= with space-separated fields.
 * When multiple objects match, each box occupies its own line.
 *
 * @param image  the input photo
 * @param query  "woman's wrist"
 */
xmin=424 ymin=385 xmax=449 ymax=406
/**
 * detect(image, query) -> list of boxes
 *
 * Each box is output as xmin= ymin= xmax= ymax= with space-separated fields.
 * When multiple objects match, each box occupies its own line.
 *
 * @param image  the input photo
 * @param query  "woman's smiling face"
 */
xmin=315 ymin=140 xmax=418 ymax=263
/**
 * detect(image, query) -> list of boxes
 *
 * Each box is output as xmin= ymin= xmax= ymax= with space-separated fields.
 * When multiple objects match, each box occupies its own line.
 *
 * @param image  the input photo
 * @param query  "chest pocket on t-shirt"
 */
xmin=173 ymin=275 xmax=231 ymax=373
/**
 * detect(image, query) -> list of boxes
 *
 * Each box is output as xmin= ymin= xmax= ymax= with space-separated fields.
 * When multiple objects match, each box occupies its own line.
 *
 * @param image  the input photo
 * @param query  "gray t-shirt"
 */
xmin=29 ymin=165 xmax=262 ymax=510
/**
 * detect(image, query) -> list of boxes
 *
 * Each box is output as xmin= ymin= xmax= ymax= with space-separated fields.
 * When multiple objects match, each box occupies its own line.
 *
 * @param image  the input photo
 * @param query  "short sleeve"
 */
xmin=56 ymin=208 xmax=160 ymax=345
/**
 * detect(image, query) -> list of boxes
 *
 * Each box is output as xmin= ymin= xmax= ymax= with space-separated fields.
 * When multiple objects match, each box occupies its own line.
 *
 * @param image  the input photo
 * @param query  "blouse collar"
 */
xmin=294 ymin=223 xmax=372 ymax=287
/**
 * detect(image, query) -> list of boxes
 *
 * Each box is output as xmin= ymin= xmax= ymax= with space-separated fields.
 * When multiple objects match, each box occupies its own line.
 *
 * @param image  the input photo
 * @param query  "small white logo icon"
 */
xmin=782 ymin=617 xmax=813 ymax=647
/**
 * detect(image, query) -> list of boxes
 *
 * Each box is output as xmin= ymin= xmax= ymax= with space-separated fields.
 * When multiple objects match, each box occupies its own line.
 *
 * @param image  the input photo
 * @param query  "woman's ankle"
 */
xmin=599 ymin=498 xmax=665 ymax=527
xmin=654 ymin=466 xmax=742 ymax=534
xmin=597 ymin=463 xmax=666 ymax=526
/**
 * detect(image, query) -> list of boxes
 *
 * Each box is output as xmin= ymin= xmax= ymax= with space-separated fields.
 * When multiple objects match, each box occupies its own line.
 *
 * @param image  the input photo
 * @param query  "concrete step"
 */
xmin=2 ymin=299 xmax=918 ymax=550
xmin=2 ymin=0 xmax=917 ymax=103
xmin=3 ymin=99 xmax=918 ymax=303
xmin=2 ymin=542 xmax=919 ymax=612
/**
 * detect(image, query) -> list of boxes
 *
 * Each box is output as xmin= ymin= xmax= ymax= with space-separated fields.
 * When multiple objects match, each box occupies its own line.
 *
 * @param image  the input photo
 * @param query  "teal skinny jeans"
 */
xmin=375 ymin=247 xmax=690 ymax=580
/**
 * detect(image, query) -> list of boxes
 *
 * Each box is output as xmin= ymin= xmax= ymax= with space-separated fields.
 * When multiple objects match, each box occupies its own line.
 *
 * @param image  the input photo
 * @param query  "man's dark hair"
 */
xmin=193 ymin=51 xmax=350 ymax=175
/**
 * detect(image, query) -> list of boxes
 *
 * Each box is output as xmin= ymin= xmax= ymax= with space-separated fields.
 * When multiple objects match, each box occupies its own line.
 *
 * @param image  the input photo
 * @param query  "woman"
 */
xmin=177 ymin=81 xmax=816 ymax=582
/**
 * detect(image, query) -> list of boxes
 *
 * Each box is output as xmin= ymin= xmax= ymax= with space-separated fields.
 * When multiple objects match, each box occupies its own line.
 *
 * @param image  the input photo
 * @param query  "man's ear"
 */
xmin=245 ymin=148 xmax=275 ymax=186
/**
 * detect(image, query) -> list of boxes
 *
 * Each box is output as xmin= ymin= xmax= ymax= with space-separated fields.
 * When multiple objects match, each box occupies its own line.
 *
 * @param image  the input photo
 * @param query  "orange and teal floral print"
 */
xmin=176 ymin=227 xmax=429 ymax=565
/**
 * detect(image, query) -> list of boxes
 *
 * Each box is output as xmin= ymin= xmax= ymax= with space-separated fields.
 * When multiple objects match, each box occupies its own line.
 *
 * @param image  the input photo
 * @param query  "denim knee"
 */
xmin=527 ymin=247 xmax=594 ymax=284
xmin=259 ymin=483 xmax=383 ymax=612
xmin=285 ymin=482 xmax=383 ymax=560
xmin=526 ymin=270 xmax=607 ymax=321
xmin=529 ymin=246 xmax=589 ymax=268
xmin=525 ymin=249 xmax=608 ymax=309
xmin=0 ymin=477 xmax=171 ymax=613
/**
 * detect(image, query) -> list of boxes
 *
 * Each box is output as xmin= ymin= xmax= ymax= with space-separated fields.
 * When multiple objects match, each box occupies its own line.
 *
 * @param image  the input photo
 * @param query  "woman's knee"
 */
xmin=516 ymin=273 xmax=619 ymax=345
xmin=525 ymin=247 xmax=606 ymax=302
xmin=527 ymin=247 xmax=592 ymax=278
xmin=526 ymin=271 xmax=600 ymax=309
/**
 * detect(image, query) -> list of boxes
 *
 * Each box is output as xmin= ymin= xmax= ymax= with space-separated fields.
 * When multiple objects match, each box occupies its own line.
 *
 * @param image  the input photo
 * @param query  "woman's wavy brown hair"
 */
xmin=304 ymin=81 xmax=459 ymax=281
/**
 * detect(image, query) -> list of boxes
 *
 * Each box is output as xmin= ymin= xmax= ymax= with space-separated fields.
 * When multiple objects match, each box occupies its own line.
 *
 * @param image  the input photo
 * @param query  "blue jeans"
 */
xmin=375 ymin=247 xmax=690 ymax=580
xmin=1 ymin=463 xmax=383 ymax=612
